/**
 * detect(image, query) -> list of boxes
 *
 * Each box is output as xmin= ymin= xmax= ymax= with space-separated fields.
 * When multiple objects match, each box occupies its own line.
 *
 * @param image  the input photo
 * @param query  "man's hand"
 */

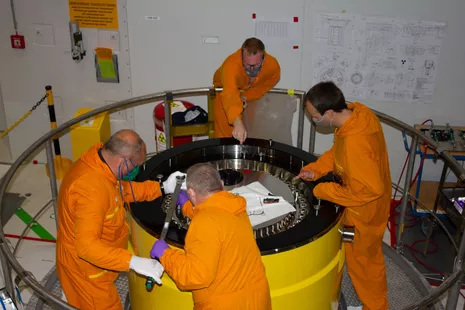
xmin=150 ymin=240 xmax=170 ymax=260
xmin=177 ymin=190 xmax=189 ymax=207
xmin=293 ymin=168 xmax=315 ymax=182
xmin=163 ymin=171 xmax=187 ymax=194
xmin=129 ymin=256 xmax=164 ymax=284
xmin=232 ymin=118 xmax=247 ymax=144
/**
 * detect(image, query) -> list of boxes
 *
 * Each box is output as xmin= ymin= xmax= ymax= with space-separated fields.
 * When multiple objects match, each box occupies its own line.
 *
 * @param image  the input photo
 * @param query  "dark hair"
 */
xmin=305 ymin=81 xmax=347 ymax=114
xmin=241 ymin=37 xmax=265 ymax=55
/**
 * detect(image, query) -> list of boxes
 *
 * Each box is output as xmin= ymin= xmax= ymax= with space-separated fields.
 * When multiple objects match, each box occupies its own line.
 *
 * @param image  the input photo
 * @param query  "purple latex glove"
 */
xmin=177 ymin=190 xmax=189 ymax=207
xmin=150 ymin=240 xmax=170 ymax=260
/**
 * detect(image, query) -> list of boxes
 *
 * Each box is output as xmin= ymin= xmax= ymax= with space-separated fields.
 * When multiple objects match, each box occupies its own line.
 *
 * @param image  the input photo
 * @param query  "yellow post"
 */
xmin=207 ymin=88 xmax=216 ymax=138
xmin=44 ymin=85 xmax=73 ymax=180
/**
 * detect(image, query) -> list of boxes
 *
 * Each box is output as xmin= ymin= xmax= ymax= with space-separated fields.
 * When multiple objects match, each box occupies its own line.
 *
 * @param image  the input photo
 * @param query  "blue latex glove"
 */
xmin=177 ymin=190 xmax=189 ymax=208
xmin=150 ymin=240 xmax=170 ymax=260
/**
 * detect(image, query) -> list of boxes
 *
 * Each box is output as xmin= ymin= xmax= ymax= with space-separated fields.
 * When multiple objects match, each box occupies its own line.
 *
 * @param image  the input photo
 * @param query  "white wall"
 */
xmin=0 ymin=85 xmax=6 ymax=131
xmin=300 ymin=0 xmax=465 ymax=183
xmin=0 ymin=0 xmax=464 ymax=184
xmin=127 ymin=0 xmax=305 ymax=152
xmin=0 ymin=0 xmax=134 ymax=162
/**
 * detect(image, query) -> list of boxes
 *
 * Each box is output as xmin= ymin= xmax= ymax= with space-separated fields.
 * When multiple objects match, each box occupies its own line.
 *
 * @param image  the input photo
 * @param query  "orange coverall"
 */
xmin=303 ymin=102 xmax=391 ymax=310
xmin=56 ymin=143 xmax=161 ymax=310
xmin=162 ymin=191 xmax=271 ymax=310
xmin=212 ymin=49 xmax=280 ymax=138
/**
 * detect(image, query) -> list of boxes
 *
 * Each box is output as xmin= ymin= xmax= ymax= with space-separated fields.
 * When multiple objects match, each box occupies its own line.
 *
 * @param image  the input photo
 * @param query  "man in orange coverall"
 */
xmin=213 ymin=37 xmax=280 ymax=144
xmin=296 ymin=82 xmax=391 ymax=310
xmin=150 ymin=163 xmax=271 ymax=309
xmin=56 ymin=129 xmax=186 ymax=309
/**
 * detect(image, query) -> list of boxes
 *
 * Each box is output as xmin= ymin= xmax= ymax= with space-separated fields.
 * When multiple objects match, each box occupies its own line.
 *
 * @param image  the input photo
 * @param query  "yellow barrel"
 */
xmin=127 ymin=212 xmax=345 ymax=310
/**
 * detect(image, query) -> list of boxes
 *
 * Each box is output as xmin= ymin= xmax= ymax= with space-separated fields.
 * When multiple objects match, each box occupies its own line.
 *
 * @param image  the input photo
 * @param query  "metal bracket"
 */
xmin=339 ymin=226 xmax=355 ymax=248
xmin=14 ymin=270 xmax=35 ymax=286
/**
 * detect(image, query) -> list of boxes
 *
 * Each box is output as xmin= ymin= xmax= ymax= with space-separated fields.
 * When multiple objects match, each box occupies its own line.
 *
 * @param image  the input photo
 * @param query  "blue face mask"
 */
xmin=245 ymin=66 xmax=261 ymax=77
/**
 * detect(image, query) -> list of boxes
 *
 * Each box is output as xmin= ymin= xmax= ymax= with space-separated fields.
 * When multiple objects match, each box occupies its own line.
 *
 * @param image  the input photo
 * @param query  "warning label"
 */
xmin=156 ymin=129 xmax=167 ymax=153
xmin=68 ymin=0 xmax=118 ymax=30
xmin=157 ymin=133 xmax=166 ymax=143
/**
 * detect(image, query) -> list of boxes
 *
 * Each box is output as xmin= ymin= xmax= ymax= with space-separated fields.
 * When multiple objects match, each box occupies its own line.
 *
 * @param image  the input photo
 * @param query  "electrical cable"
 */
xmin=389 ymin=119 xmax=465 ymax=299
xmin=9 ymin=0 xmax=18 ymax=33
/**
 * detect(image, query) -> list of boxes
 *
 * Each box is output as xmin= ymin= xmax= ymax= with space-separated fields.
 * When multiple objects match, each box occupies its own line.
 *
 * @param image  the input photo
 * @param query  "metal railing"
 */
xmin=0 ymin=87 xmax=463 ymax=310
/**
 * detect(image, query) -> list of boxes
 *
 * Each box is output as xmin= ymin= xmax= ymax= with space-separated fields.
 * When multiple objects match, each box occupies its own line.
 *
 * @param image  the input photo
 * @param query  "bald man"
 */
xmin=56 ymin=129 xmax=185 ymax=310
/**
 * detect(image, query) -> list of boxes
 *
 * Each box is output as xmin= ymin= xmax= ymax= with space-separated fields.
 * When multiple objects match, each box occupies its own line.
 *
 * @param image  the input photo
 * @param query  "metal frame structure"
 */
xmin=0 ymin=87 xmax=463 ymax=310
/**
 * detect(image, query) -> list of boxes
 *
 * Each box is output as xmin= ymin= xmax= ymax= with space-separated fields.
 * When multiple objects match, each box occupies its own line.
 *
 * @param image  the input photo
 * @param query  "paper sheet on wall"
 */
xmin=253 ymin=15 xmax=301 ymax=46
xmin=311 ymin=13 xmax=447 ymax=103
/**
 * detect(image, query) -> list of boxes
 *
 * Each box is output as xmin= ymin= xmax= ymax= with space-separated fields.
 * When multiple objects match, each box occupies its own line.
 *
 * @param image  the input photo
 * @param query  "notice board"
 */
xmin=69 ymin=0 xmax=119 ymax=30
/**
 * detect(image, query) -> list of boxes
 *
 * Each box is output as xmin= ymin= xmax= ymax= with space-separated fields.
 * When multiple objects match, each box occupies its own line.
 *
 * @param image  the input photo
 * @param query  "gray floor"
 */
xmin=26 ymin=244 xmax=444 ymax=310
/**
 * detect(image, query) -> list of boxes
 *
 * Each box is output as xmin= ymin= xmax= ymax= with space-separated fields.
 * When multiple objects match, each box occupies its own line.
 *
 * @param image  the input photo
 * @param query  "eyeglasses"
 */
xmin=243 ymin=62 xmax=262 ymax=70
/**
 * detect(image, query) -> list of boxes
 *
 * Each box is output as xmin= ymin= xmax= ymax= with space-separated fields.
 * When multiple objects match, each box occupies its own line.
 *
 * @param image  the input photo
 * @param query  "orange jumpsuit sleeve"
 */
xmin=221 ymin=62 xmax=245 ymax=124
xmin=313 ymin=139 xmax=384 ymax=207
xmin=301 ymin=146 xmax=335 ymax=181
xmin=242 ymin=62 xmax=280 ymax=102
xmin=121 ymin=180 xmax=162 ymax=203
xmin=73 ymin=181 xmax=132 ymax=271
xmin=160 ymin=212 xmax=221 ymax=290
xmin=182 ymin=201 xmax=195 ymax=219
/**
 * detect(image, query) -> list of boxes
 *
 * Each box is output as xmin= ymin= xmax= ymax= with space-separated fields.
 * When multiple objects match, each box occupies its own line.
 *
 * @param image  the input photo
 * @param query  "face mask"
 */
xmin=118 ymin=158 xmax=138 ymax=203
xmin=122 ymin=165 xmax=140 ymax=181
xmin=245 ymin=66 xmax=261 ymax=77
xmin=119 ymin=158 xmax=140 ymax=181
xmin=313 ymin=112 xmax=333 ymax=127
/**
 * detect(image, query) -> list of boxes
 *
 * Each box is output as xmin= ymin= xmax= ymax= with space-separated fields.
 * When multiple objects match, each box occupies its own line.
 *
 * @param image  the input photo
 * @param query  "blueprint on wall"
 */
xmin=312 ymin=13 xmax=447 ymax=103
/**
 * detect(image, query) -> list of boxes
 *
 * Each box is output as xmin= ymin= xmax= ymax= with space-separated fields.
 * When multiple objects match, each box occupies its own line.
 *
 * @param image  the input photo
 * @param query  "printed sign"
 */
xmin=69 ymin=0 xmax=119 ymax=30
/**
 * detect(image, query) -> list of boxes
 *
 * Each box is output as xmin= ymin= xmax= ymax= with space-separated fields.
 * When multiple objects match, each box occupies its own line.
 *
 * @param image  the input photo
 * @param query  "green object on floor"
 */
xmin=15 ymin=207 xmax=55 ymax=241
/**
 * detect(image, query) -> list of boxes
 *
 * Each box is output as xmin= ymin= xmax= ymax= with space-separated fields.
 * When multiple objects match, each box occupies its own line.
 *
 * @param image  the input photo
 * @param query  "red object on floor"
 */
xmin=389 ymin=199 xmax=402 ymax=248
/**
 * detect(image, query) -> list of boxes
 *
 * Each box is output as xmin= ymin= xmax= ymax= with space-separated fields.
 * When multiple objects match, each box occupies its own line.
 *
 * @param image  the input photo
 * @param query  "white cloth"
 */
xmin=163 ymin=171 xmax=187 ymax=193
xmin=230 ymin=181 xmax=296 ymax=229
xmin=129 ymin=256 xmax=164 ymax=284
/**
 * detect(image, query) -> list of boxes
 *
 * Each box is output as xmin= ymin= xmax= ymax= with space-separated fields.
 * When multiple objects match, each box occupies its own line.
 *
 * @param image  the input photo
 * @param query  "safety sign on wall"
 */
xmin=68 ymin=0 xmax=119 ymax=30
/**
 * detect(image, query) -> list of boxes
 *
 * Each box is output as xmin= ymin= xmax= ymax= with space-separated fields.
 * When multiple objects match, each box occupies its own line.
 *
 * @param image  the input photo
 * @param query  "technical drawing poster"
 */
xmin=312 ymin=13 xmax=446 ymax=103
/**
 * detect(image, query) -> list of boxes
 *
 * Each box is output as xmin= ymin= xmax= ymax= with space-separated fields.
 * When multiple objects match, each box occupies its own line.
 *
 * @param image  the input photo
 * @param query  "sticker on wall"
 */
xmin=68 ymin=0 xmax=119 ymax=30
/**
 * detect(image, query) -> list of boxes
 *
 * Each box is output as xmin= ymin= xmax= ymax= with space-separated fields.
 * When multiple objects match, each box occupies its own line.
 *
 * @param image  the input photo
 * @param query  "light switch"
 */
xmin=202 ymin=36 xmax=219 ymax=44
xmin=31 ymin=24 xmax=55 ymax=46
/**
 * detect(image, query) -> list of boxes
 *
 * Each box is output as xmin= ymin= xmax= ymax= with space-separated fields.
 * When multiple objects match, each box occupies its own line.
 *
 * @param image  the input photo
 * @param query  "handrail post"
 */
xmin=297 ymin=93 xmax=305 ymax=150
xmin=45 ymin=139 xmax=59 ymax=227
xmin=308 ymin=122 xmax=316 ymax=154
xmin=164 ymin=92 xmax=173 ymax=150
xmin=396 ymin=135 xmax=418 ymax=253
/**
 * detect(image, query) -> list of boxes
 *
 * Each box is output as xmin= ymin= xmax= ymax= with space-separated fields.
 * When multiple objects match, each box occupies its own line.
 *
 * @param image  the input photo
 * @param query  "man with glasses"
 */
xmin=150 ymin=163 xmax=271 ymax=309
xmin=56 ymin=129 xmax=186 ymax=309
xmin=296 ymin=82 xmax=391 ymax=310
xmin=212 ymin=37 xmax=280 ymax=144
